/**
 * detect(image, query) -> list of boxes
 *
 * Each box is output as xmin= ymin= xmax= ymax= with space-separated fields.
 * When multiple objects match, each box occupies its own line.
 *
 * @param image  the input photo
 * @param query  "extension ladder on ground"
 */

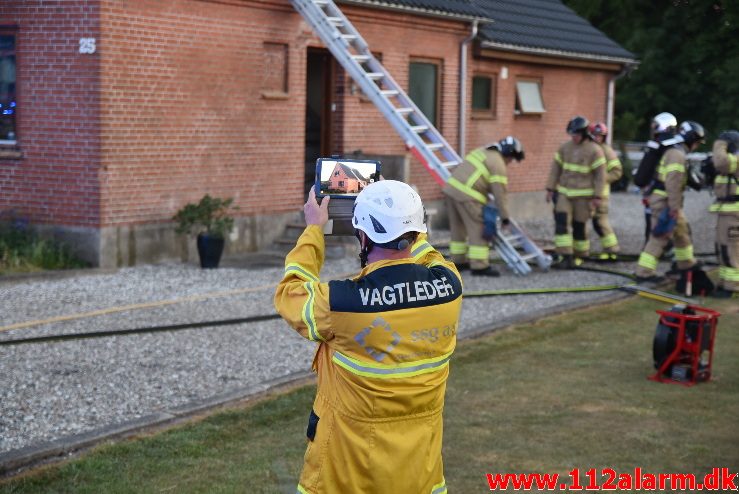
xmin=494 ymin=218 xmax=553 ymax=275
xmin=290 ymin=0 xmax=461 ymax=184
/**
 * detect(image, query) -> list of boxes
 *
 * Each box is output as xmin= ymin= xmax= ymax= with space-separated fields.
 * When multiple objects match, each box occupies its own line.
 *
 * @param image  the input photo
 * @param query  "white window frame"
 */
xmin=515 ymin=80 xmax=545 ymax=115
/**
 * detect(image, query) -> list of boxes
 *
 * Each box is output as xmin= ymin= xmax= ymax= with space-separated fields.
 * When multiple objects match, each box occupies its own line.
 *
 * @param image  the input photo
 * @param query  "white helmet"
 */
xmin=651 ymin=112 xmax=678 ymax=135
xmin=352 ymin=180 xmax=427 ymax=244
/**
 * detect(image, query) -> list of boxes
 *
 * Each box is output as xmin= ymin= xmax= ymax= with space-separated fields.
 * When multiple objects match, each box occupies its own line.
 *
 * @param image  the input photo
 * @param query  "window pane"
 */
xmin=472 ymin=76 xmax=491 ymax=110
xmin=409 ymin=62 xmax=438 ymax=127
xmin=515 ymin=81 xmax=545 ymax=114
xmin=0 ymin=34 xmax=16 ymax=141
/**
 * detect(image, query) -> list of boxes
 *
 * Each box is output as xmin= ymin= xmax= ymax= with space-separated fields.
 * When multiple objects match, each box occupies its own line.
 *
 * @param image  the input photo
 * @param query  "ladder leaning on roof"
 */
xmin=290 ymin=0 xmax=551 ymax=274
xmin=290 ymin=0 xmax=460 ymax=184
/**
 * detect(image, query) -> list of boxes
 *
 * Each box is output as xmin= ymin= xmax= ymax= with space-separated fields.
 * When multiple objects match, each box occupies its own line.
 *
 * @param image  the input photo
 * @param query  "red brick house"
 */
xmin=0 ymin=0 xmax=635 ymax=267
xmin=328 ymin=162 xmax=369 ymax=193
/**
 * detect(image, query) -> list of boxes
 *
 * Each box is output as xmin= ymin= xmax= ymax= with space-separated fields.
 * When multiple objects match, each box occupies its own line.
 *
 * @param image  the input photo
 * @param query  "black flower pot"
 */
xmin=196 ymin=233 xmax=225 ymax=268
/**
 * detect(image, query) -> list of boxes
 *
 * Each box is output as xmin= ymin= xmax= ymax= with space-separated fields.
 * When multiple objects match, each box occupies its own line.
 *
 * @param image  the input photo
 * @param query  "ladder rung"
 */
xmin=366 ymin=72 xmax=384 ymax=80
xmin=441 ymin=160 xmax=459 ymax=167
xmin=314 ymin=0 xmax=328 ymax=4
xmin=520 ymin=252 xmax=539 ymax=261
xmin=426 ymin=143 xmax=444 ymax=151
xmin=395 ymin=107 xmax=414 ymax=115
xmin=411 ymin=125 xmax=429 ymax=133
xmin=341 ymin=34 xmax=358 ymax=41
xmin=352 ymin=54 xmax=370 ymax=62
xmin=502 ymin=234 xmax=522 ymax=243
xmin=381 ymin=90 xmax=399 ymax=96
xmin=327 ymin=17 xmax=343 ymax=24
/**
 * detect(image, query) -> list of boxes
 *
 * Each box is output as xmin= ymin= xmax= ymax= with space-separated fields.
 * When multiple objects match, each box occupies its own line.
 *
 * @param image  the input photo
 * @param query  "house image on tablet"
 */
xmin=329 ymin=162 xmax=369 ymax=193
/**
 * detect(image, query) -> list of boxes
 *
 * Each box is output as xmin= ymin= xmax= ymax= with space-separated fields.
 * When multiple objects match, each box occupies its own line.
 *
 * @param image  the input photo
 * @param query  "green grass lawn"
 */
xmin=2 ymin=296 xmax=738 ymax=493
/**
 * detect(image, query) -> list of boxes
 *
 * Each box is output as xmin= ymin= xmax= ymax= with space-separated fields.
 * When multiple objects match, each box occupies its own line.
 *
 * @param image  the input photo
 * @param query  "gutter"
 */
xmin=480 ymin=40 xmax=638 ymax=66
xmin=605 ymin=62 xmax=637 ymax=145
xmin=338 ymin=0 xmax=491 ymax=23
xmin=459 ymin=20 xmax=480 ymax=156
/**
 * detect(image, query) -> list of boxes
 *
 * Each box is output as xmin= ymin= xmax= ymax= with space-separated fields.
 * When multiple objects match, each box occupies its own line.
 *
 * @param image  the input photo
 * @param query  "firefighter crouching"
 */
xmin=274 ymin=181 xmax=463 ymax=493
xmin=546 ymin=116 xmax=606 ymax=269
xmin=442 ymin=136 xmax=525 ymax=276
xmin=590 ymin=121 xmax=623 ymax=259
xmin=710 ymin=129 xmax=739 ymax=298
xmin=635 ymin=121 xmax=705 ymax=283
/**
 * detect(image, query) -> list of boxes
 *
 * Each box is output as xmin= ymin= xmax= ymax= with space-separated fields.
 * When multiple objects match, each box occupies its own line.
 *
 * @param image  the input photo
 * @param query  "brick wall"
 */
xmin=99 ymin=0 xmax=306 ymax=227
xmin=0 ymin=0 xmax=101 ymax=226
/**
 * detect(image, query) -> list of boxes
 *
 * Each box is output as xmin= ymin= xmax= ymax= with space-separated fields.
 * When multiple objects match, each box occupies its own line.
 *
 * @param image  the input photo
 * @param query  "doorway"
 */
xmin=304 ymin=48 xmax=335 ymax=195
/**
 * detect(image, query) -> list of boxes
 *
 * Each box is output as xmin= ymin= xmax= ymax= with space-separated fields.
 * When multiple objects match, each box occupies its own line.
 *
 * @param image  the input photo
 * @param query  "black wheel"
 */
xmin=653 ymin=321 xmax=677 ymax=370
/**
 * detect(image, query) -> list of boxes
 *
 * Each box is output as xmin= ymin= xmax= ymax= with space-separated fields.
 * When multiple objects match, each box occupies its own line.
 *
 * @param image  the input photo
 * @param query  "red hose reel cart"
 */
xmin=651 ymin=304 xmax=721 ymax=386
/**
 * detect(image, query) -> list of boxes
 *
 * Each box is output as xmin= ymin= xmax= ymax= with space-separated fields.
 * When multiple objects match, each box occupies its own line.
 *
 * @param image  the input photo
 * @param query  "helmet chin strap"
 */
xmin=355 ymin=231 xmax=411 ymax=267
xmin=355 ymin=230 xmax=373 ymax=268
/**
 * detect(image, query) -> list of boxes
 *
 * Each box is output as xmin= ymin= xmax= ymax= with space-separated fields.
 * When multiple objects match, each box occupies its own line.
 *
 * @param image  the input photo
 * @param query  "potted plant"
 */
xmin=173 ymin=194 xmax=237 ymax=268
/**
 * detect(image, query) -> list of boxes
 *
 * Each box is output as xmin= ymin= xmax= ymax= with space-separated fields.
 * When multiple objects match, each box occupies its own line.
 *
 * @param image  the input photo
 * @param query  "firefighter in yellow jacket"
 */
xmin=442 ymin=136 xmax=525 ymax=276
xmin=635 ymin=121 xmax=705 ymax=281
xmin=710 ymin=130 xmax=739 ymax=298
xmin=589 ymin=121 xmax=623 ymax=259
xmin=274 ymin=181 xmax=463 ymax=493
xmin=546 ymin=116 xmax=606 ymax=268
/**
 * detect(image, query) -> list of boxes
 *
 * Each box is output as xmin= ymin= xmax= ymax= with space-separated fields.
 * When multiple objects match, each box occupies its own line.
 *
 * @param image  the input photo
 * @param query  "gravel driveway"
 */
xmin=0 ymin=190 xmax=715 ymax=470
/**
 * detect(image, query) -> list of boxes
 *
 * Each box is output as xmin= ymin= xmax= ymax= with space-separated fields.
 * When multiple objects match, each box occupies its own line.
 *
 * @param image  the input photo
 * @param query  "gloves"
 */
xmin=482 ymin=205 xmax=498 ymax=241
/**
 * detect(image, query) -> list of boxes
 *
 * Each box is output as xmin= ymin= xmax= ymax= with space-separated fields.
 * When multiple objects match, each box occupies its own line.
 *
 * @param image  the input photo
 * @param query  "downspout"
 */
xmin=605 ymin=62 xmax=636 ymax=146
xmin=459 ymin=20 xmax=479 ymax=156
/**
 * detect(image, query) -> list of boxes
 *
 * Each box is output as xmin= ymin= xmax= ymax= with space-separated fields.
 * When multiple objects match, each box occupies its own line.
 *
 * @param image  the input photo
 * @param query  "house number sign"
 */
xmin=79 ymin=38 xmax=96 ymax=54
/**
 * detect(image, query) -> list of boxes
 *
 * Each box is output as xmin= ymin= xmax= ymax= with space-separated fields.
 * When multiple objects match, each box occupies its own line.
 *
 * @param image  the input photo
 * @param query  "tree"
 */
xmin=564 ymin=0 xmax=739 ymax=144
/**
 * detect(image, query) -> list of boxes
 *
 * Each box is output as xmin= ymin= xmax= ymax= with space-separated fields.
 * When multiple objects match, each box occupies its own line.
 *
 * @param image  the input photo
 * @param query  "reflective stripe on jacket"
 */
xmin=709 ymin=139 xmax=739 ymax=214
xmin=546 ymin=140 xmax=606 ymax=199
xmin=442 ymin=147 xmax=510 ymax=220
xmin=275 ymin=225 xmax=463 ymax=493
xmin=649 ymin=145 xmax=688 ymax=212
xmin=599 ymin=143 xmax=623 ymax=197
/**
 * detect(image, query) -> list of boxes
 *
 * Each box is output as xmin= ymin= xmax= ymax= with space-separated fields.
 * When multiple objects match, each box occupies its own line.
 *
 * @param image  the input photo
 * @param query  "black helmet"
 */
xmin=492 ymin=136 xmax=525 ymax=161
xmin=678 ymin=121 xmax=705 ymax=146
xmin=718 ymin=129 xmax=739 ymax=153
xmin=566 ymin=116 xmax=590 ymax=136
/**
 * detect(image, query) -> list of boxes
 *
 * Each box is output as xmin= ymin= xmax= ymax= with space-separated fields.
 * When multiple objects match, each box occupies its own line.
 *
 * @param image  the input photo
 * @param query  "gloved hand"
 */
xmin=482 ymin=205 xmax=498 ymax=241
xmin=652 ymin=208 xmax=677 ymax=237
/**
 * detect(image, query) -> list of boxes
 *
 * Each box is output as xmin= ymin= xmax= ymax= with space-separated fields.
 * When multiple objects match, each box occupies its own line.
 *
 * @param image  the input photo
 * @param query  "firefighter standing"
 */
xmin=635 ymin=121 xmax=705 ymax=282
xmin=442 ymin=136 xmax=525 ymax=276
xmin=590 ymin=121 xmax=623 ymax=259
xmin=710 ymin=130 xmax=739 ymax=298
xmin=546 ymin=116 xmax=606 ymax=268
xmin=275 ymin=181 xmax=463 ymax=493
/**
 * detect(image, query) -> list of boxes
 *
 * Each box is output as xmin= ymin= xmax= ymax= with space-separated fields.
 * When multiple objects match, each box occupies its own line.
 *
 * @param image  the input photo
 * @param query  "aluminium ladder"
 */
xmin=290 ymin=0 xmax=461 ymax=184
xmin=291 ymin=0 xmax=551 ymax=273
xmin=494 ymin=219 xmax=553 ymax=275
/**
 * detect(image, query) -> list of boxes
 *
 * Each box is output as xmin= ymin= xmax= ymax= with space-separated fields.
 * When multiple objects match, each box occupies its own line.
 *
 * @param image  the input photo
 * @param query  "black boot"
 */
xmin=471 ymin=266 xmax=500 ymax=277
xmin=551 ymin=254 xmax=574 ymax=270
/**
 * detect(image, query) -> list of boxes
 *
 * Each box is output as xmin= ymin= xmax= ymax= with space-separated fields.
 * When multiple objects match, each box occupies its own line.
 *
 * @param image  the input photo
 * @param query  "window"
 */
xmin=472 ymin=74 xmax=496 ymax=117
xmin=338 ymin=180 xmax=344 ymax=187
xmin=515 ymin=80 xmax=545 ymax=115
xmin=408 ymin=60 xmax=440 ymax=127
xmin=0 ymin=31 xmax=16 ymax=144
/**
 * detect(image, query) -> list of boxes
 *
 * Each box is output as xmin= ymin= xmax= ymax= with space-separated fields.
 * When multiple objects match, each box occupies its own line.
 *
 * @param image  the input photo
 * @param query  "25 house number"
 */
xmin=79 ymin=38 xmax=96 ymax=54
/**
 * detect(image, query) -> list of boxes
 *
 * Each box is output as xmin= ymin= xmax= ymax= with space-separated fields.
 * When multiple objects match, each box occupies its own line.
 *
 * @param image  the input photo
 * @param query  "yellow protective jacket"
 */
xmin=649 ymin=144 xmax=688 ymax=212
xmin=274 ymin=226 xmax=463 ymax=494
xmin=709 ymin=138 xmax=739 ymax=215
xmin=546 ymin=140 xmax=606 ymax=199
xmin=599 ymin=143 xmax=623 ymax=197
xmin=442 ymin=147 xmax=510 ymax=220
